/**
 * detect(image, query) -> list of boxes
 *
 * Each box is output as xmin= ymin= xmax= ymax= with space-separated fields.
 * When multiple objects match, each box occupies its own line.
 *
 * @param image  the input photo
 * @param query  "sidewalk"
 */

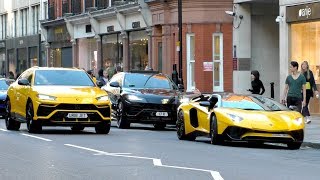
xmin=303 ymin=116 xmax=320 ymax=149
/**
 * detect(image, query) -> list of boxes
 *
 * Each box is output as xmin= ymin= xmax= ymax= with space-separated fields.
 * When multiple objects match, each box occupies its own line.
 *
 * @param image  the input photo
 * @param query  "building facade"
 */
xmin=279 ymin=0 xmax=320 ymax=114
xmin=41 ymin=0 xmax=152 ymax=76
xmin=146 ymin=0 xmax=234 ymax=93
xmin=0 ymin=0 xmax=46 ymax=78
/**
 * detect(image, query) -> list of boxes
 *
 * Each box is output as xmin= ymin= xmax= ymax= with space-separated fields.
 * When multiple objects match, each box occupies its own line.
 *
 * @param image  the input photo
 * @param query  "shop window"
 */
xmin=186 ymin=34 xmax=195 ymax=91
xmin=102 ymin=34 xmax=123 ymax=72
xmin=129 ymin=31 xmax=148 ymax=70
xmin=213 ymin=33 xmax=224 ymax=92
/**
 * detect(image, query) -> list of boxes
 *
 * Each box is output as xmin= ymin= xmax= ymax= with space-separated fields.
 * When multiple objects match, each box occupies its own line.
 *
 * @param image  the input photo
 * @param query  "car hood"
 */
xmin=0 ymin=90 xmax=7 ymax=99
xmin=33 ymin=86 xmax=107 ymax=98
xmin=124 ymin=88 xmax=180 ymax=104
xmin=217 ymin=108 xmax=304 ymax=131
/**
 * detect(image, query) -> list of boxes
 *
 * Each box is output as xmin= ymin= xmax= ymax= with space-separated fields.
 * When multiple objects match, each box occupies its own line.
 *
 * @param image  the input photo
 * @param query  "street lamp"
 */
xmin=178 ymin=0 xmax=183 ymax=86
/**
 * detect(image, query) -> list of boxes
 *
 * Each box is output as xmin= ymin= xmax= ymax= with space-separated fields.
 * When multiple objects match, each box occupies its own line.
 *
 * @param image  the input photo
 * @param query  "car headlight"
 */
xmin=96 ymin=95 xmax=109 ymax=101
xmin=228 ymin=113 xmax=244 ymax=123
xmin=127 ymin=95 xmax=146 ymax=102
xmin=293 ymin=117 xmax=303 ymax=126
xmin=37 ymin=94 xmax=56 ymax=101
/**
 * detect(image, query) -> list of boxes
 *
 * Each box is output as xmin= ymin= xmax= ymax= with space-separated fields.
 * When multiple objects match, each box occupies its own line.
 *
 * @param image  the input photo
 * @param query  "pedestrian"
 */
xmin=281 ymin=61 xmax=306 ymax=113
xmin=248 ymin=70 xmax=265 ymax=95
xmin=87 ymin=70 xmax=97 ymax=83
xmin=96 ymin=69 xmax=107 ymax=86
xmin=8 ymin=71 xmax=14 ymax=79
xmin=301 ymin=61 xmax=318 ymax=124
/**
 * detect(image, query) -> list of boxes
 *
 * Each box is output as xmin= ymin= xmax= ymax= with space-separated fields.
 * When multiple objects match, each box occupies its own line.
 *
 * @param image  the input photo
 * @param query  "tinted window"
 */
xmin=34 ymin=70 xmax=95 ymax=86
xmin=0 ymin=80 xmax=13 ymax=90
xmin=123 ymin=73 xmax=177 ymax=89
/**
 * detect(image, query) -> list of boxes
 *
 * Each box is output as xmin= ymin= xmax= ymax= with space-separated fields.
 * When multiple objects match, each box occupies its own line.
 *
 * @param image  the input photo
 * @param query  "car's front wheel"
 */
xmin=116 ymin=101 xmax=130 ymax=129
xmin=210 ymin=115 xmax=224 ymax=145
xmin=26 ymin=102 xmax=42 ymax=133
xmin=176 ymin=110 xmax=196 ymax=141
xmin=5 ymin=98 xmax=21 ymax=131
xmin=95 ymin=121 xmax=111 ymax=134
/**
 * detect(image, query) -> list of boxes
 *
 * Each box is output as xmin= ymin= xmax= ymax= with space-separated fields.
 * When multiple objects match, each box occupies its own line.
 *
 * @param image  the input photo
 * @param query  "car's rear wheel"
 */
xmin=71 ymin=126 xmax=85 ymax=132
xmin=287 ymin=142 xmax=302 ymax=150
xmin=176 ymin=110 xmax=196 ymax=141
xmin=154 ymin=123 xmax=166 ymax=130
xmin=95 ymin=121 xmax=111 ymax=134
xmin=210 ymin=115 xmax=224 ymax=145
xmin=26 ymin=102 xmax=42 ymax=133
xmin=116 ymin=101 xmax=130 ymax=129
xmin=5 ymin=98 xmax=20 ymax=131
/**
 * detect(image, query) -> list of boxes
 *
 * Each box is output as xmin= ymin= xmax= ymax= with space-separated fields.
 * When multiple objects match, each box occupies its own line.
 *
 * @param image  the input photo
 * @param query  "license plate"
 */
xmin=67 ymin=113 xmax=88 ymax=119
xmin=272 ymin=134 xmax=289 ymax=138
xmin=156 ymin=112 xmax=168 ymax=117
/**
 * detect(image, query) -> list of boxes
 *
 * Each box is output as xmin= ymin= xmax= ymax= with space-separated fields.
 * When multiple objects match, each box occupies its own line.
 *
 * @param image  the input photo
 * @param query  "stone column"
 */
xmin=146 ymin=27 xmax=153 ymax=69
xmin=162 ymin=25 xmax=171 ymax=75
xmin=71 ymin=39 xmax=78 ymax=68
xmin=121 ymin=31 xmax=129 ymax=72
xmin=45 ymin=42 xmax=51 ymax=67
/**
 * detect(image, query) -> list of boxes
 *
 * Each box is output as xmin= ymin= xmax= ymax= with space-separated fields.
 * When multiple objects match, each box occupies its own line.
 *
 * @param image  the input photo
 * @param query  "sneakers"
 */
xmin=305 ymin=116 xmax=311 ymax=124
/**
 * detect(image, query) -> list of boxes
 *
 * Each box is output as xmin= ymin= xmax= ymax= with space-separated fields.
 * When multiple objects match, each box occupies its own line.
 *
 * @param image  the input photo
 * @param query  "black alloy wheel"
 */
xmin=176 ymin=110 xmax=196 ymax=141
xmin=116 ymin=101 xmax=130 ymax=129
xmin=95 ymin=121 xmax=111 ymax=134
xmin=210 ymin=115 xmax=224 ymax=145
xmin=5 ymin=98 xmax=21 ymax=131
xmin=26 ymin=102 xmax=42 ymax=133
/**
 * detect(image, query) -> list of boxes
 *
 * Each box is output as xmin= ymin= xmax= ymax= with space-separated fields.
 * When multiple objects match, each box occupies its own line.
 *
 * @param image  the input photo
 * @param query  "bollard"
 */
xmin=270 ymin=82 xmax=274 ymax=99
xmin=172 ymin=64 xmax=179 ymax=85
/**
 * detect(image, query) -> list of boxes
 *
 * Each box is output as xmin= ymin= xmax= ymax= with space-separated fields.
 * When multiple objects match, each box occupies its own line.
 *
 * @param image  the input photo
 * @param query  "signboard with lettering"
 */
xmin=203 ymin=62 xmax=213 ymax=71
xmin=286 ymin=2 xmax=320 ymax=22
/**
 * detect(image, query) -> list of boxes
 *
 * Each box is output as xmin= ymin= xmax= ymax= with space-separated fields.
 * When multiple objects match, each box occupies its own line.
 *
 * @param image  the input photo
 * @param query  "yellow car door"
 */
xmin=192 ymin=102 xmax=211 ymax=133
xmin=15 ymin=70 xmax=33 ymax=117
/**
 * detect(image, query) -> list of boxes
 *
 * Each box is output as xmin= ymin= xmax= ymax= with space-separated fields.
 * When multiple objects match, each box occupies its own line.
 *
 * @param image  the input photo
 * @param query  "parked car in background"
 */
xmin=5 ymin=67 xmax=112 ymax=134
xmin=101 ymin=71 xmax=187 ymax=129
xmin=177 ymin=93 xmax=304 ymax=150
xmin=0 ymin=78 xmax=15 ymax=117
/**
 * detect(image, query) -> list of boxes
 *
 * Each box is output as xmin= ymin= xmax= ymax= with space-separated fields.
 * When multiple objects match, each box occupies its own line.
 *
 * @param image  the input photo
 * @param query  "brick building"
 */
xmin=146 ymin=0 xmax=234 ymax=92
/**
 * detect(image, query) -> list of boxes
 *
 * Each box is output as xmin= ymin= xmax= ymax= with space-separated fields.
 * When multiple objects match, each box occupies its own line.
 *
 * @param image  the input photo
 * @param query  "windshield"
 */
xmin=221 ymin=95 xmax=289 ymax=111
xmin=34 ymin=70 xmax=95 ymax=86
xmin=0 ymin=80 xmax=13 ymax=90
xmin=123 ymin=73 xmax=177 ymax=89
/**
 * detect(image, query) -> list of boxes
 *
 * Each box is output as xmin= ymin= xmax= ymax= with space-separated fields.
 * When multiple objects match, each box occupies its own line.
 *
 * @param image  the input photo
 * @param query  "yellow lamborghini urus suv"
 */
xmin=5 ymin=67 xmax=112 ymax=134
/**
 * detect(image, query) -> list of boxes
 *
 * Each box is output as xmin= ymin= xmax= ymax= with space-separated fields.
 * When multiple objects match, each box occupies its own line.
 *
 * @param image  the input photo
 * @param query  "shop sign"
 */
xmin=203 ymin=62 xmax=213 ymax=71
xmin=107 ymin=26 xmax=114 ymax=32
xmin=132 ymin=21 xmax=141 ymax=29
xmin=287 ymin=2 xmax=320 ymax=22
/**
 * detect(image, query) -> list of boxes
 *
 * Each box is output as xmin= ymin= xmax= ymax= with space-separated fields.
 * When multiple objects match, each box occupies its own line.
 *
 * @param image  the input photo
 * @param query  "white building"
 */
xmin=0 ymin=0 xmax=47 ymax=77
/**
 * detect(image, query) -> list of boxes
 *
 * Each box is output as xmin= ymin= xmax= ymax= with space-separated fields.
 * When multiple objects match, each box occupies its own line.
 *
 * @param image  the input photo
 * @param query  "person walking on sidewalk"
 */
xmin=301 ymin=61 xmax=318 ymax=124
xmin=282 ymin=61 xmax=306 ymax=114
xmin=248 ymin=70 xmax=265 ymax=95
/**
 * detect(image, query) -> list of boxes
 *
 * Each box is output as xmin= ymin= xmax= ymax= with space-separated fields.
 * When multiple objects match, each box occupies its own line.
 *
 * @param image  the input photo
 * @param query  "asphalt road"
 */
xmin=0 ymin=120 xmax=319 ymax=180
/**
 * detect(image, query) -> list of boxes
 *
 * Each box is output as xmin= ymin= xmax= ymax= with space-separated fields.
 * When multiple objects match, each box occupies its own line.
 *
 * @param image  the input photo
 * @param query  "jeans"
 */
xmin=287 ymin=96 xmax=302 ymax=113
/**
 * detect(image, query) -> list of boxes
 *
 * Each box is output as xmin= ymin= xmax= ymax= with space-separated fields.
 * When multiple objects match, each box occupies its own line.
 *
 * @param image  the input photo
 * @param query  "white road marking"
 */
xmin=0 ymin=128 xmax=8 ymax=132
xmin=65 ymin=144 xmax=224 ymax=180
xmin=21 ymin=133 xmax=52 ymax=142
xmin=94 ymin=153 xmax=132 ymax=155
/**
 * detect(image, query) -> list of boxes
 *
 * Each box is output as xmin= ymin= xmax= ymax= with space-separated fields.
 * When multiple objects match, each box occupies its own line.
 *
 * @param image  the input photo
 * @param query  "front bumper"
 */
xmin=223 ymin=126 xmax=304 ymax=143
xmin=123 ymin=101 xmax=177 ymax=124
xmin=34 ymin=103 xmax=111 ymax=125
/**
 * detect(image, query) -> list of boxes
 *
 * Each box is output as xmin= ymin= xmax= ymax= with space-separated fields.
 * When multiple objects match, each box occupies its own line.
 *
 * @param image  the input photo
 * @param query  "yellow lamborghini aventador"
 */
xmin=5 ymin=67 xmax=111 ymax=134
xmin=176 ymin=93 xmax=304 ymax=150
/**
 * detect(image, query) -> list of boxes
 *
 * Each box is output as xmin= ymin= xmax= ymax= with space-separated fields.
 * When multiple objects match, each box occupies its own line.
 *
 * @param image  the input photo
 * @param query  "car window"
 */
xmin=253 ymin=96 xmax=289 ymax=111
xmin=0 ymin=80 xmax=13 ymax=90
xmin=123 ymin=73 xmax=177 ymax=89
xmin=34 ymin=70 xmax=95 ymax=86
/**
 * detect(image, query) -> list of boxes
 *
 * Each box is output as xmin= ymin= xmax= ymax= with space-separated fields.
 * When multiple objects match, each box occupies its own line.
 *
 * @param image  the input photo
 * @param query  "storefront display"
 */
xmin=129 ymin=30 xmax=148 ymax=70
xmin=102 ymin=33 xmax=123 ymax=71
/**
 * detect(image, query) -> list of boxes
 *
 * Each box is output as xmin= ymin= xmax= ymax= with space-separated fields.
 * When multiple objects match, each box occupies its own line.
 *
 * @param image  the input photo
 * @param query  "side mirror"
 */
xmin=96 ymin=80 xmax=104 ymax=88
xmin=178 ymin=84 xmax=184 ymax=92
xmin=18 ymin=78 xmax=30 ymax=86
xmin=110 ymin=81 xmax=120 ymax=88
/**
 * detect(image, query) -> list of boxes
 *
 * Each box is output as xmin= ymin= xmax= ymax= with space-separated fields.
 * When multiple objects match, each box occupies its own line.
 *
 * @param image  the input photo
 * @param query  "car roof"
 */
xmin=29 ymin=66 xmax=85 ymax=72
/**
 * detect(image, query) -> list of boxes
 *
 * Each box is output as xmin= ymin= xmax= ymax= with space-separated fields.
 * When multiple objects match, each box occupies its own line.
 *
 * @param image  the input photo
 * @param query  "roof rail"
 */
xmin=129 ymin=70 xmax=159 ymax=74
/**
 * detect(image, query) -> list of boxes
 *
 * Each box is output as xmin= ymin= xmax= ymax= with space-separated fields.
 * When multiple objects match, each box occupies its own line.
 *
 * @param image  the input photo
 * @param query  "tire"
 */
xmin=210 ymin=115 xmax=224 ymax=145
xmin=116 ymin=101 xmax=130 ymax=129
xmin=71 ymin=126 xmax=85 ymax=131
xmin=287 ymin=142 xmax=302 ymax=150
xmin=95 ymin=121 xmax=111 ymax=134
xmin=5 ymin=99 xmax=21 ymax=131
xmin=26 ymin=102 xmax=42 ymax=133
xmin=154 ymin=123 xmax=166 ymax=130
xmin=176 ymin=110 xmax=196 ymax=141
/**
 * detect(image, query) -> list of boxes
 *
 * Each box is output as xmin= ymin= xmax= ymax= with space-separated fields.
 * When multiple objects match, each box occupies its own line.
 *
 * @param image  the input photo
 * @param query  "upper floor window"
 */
xmin=0 ymin=14 xmax=7 ymax=39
